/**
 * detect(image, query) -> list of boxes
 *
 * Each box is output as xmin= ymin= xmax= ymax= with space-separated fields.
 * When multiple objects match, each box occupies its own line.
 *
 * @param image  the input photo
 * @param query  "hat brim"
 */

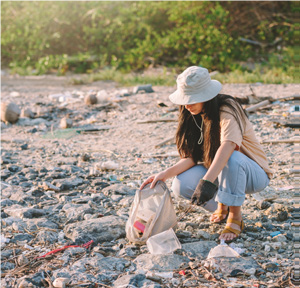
xmin=169 ymin=79 xmax=222 ymax=105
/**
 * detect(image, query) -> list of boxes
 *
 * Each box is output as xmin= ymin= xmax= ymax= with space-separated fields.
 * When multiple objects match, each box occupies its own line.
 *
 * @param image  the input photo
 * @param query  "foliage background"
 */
xmin=1 ymin=1 xmax=297 ymax=82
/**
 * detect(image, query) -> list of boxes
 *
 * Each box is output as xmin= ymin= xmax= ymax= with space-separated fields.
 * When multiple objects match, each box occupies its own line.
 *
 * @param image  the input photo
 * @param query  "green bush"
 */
xmin=1 ymin=1 xmax=296 ymax=77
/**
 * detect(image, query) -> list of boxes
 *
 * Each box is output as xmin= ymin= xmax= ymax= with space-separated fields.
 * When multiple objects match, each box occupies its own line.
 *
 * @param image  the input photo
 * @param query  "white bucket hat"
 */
xmin=169 ymin=66 xmax=222 ymax=105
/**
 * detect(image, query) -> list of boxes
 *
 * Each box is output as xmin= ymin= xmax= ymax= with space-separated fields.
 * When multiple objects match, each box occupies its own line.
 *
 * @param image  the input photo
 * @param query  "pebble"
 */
xmin=245 ymin=268 xmax=256 ymax=276
xmin=196 ymin=230 xmax=211 ymax=240
xmin=17 ymin=255 xmax=29 ymax=266
xmin=272 ymin=234 xmax=287 ymax=242
xmin=53 ymin=278 xmax=70 ymax=288
xmin=60 ymin=117 xmax=73 ymax=129
xmin=264 ymin=245 xmax=271 ymax=252
xmin=277 ymin=211 xmax=288 ymax=221
xmin=263 ymin=262 xmax=279 ymax=272
xmin=133 ymin=84 xmax=154 ymax=94
xmin=257 ymin=200 xmax=271 ymax=210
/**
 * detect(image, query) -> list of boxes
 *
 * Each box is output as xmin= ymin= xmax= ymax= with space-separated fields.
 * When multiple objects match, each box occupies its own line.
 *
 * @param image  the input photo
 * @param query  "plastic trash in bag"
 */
xmin=126 ymin=181 xmax=177 ymax=245
xmin=207 ymin=239 xmax=240 ymax=259
xmin=146 ymin=228 xmax=181 ymax=255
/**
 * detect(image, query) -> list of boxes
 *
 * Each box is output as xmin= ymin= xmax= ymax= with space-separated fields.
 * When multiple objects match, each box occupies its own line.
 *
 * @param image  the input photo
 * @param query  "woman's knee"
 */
xmin=227 ymin=151 xmax=244 ymax=170
xmin=171 ymin=176 xmax=193 ymax=200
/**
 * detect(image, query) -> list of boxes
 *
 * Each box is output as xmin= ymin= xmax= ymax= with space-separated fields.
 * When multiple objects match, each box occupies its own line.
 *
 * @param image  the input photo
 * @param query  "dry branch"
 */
xmin=262 ymin=139 xmax=300 ymax=144
xmin=155 ymin=136 xmax=175 ymax=148
xmin=137 ymin=119 xmax=177 ymax=124
xmin=245 ymin=100 xmax=271 ymax=113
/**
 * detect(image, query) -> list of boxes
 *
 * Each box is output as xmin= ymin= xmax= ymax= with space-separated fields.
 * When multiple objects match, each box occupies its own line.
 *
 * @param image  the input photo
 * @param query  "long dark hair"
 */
xmin=175 ymin=94 xmax=247 ymax=168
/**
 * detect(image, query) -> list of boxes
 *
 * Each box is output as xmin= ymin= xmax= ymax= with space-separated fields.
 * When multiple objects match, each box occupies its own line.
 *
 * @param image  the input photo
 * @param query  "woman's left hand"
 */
xmin=191 ymin=179 xmax=218 ymax=205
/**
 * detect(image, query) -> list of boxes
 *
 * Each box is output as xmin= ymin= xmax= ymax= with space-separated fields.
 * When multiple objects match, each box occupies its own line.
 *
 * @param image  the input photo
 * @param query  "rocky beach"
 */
xmin=1 ymin=74 xmax=299 ymax=287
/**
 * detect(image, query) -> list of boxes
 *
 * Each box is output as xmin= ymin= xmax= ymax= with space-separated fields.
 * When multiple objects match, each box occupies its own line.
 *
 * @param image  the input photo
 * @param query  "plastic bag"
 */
xmin=147 ymin=228 xmax=181 ymax=255
xmin=126 ymin=181 xmax=177 ymax=244
xmin=207 ymin=240 xmax=240 ymax=259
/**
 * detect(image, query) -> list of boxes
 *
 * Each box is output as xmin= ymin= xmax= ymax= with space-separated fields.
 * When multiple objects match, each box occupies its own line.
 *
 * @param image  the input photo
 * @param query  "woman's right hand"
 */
xmin=140 ymin=171 xmax=168 ymax=190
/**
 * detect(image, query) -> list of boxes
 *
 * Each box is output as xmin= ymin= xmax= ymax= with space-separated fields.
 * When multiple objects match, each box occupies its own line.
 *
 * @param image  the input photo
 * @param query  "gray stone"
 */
xmin=69 ymin=271 xmax=117 ymax=286
xmin=0 ymin=199 xmax=17 ymax=208
xmin=52 ymin=269 xmax=71 ymax=279
xmin=64 ymin=215 xmax=126 ymax=244
xmin=245 ymin=267 xmax=256 ymax=276
xmin=257 ymin=201 xmax=271 ymax=210
xmin=91 ymin=180 xmax=110 ymax=188
xmin=37 ymin=230 xmax=58 ymax=243
xmin=1 ymin=249 xmax=22 ymax=260
xmin=196 ymin=230 xmax=211 ymax=240
xmin=0 ymin=156 xmax=13 ymax=164
xmin=62 ymin=247 xmax=86 ymax=257
xmin=26 ymin=271 xmax=46 ymax=287
xmin=210 ymin=257 xmax=260 ymax=276
xmin=273 ymin=203 xmax=285 ymax=211
xmin=11 ymin=233 xmax=33 ymax=243
xmin=70 ymin=254 xmax=130 ymax=273
xmin=113 ymin=274 xmax=162 ymax=288
xmin=134 ymin=253 xmax=190 ymax=272
xmin=8 ymin=165 xmax=22 ymax=172
xmin=2 ymin=216 xmax=25 ymax=228
xmin=133 ymin=84 xmax=154 ymax=94
xmin=62 ymin=203 xmax=94 ymax=221
xmin=1 ymin=262 xmax=15 ymax=271
xmin=262 ymin=262 xmax=279 ymax=272
xmin=102 ymin=184 xmax=136 ymax=196
xmin=12 ymin=220 xmax=27 ymax=232
xmin=1 ymin=212 xmax=8 ymax=218
xmin=277 ymin=211 xmax=288 ymax=222
xmin=60 ymin=165 xmax=85 ymax=174
xmin=27 ymin=188 xmax=44 ymax=197
xmin=111 ymin=194 xmax=123 ymax=202
xmin=22 ymin=208 xmax=47 ymax=219
xmin=52 ymin=177 xmax=84 ymax=190
xmin=119 ymin=196 xmax=134 ymax=207
xmin=25 ymin=218 xmax=59 ymax=231
xmin=4 ymin=205 xmax=46 ymax=218
xmin=117 ymin=247 xmax=137 ymax=258
xmin=272 ymin=234 xmax=287 ymax=242
xmin=182 ymin=241 xmax=217 ymax=259
xmin=1 ymin=169 xmax=11 ymax=180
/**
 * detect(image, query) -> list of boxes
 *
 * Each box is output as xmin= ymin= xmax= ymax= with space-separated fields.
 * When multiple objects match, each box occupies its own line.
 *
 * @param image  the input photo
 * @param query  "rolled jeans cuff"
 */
xmin=215 ymin=189 xmax=245 ymax=207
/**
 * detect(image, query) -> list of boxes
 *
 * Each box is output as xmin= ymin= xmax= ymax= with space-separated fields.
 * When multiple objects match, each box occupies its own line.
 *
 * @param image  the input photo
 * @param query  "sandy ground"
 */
xmin=1 ymin=74 xmax=299 ymax=287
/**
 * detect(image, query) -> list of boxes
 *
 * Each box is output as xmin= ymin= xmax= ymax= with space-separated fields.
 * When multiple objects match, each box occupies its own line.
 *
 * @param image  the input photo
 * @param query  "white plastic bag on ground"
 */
xmin=207 ymin=239 xmax=240 ymax=259
xmin=147 ymin=228 xmax=181 ymax=255
xmin=126 ymin=181 xmax=177 ymax=245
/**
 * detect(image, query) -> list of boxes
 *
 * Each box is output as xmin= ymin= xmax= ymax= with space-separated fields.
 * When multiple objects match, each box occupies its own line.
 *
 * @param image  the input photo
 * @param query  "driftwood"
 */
xmin=245 ymin=100 xmax=271 ymax=113
xmin=262 ymin=139 xmax=300 ymax=144
xmin=271 ymin=119 xmax=300 ymax=129
xmin=277 ymin=95 xmax=300 ymax=102
xmin=141 ymin=151 xmax=179 ymax=158
xmin=137 ymin=118 xmax=177 ymax=124
xmin=155 ymin=136 xmax=175 ymax=148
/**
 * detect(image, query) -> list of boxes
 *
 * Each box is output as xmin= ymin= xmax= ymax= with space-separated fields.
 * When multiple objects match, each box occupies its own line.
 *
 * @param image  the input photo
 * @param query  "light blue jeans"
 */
xmin=171 ymin=151 xmax=270 ymax=211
